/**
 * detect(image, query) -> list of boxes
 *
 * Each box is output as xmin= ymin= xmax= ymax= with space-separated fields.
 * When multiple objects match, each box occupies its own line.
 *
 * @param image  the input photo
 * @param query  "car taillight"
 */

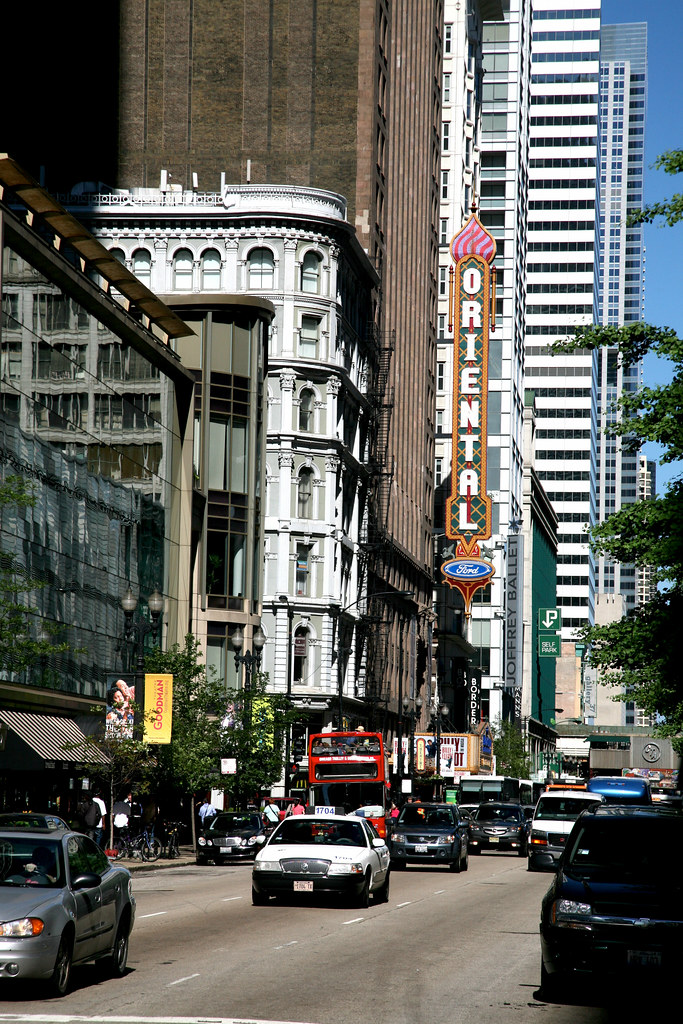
xmin=529 ymin=829 xmax=548 ymax=846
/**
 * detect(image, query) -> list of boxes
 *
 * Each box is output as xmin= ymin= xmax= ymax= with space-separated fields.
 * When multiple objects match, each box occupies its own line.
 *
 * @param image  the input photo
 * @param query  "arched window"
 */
xmin=132 ymin=249 xmax=151 ymax=286
xmin=248 ymin=248 xmax=274 ymax=289
xmin=297 ymin=468 xmax=314 ymax=519
xmin=109 ymin=248 xmax=126 ymax=264
xmin=301 ymin=251 xmax=322 ymax=293
xmin=201 ymin=249 xmax=221 ymax=290
xmin=299 ymin=316 xmax=320 ymax=358
xmin=293 ymin=625 xmax=310 ymax=686
xmin=299 ymin=388 xmax=315 ymax=432
xmin=173 ymin=249 xmax=194 ymax=290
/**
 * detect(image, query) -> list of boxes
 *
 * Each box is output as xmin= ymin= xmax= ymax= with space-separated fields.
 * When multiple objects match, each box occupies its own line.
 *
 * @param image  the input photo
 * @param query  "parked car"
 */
xmin=196 ymin=811 xmax=266 ymax=864
xmin=527 ymin=789 xmax=603 ymax=872
xmin=0 ymin=813 xmax=69 ymax=831
xmin=468 ymin=802 xmax=528 ymax=856
xmin=0 ymin=822 xmax=135 ymax=996
xmin=539 ymin=804 xmax=683 ymax=998
xmin=389 ymin=802 xmax=469 ymax=871
xmin=252 ymin=812 xmax=390 ymax=907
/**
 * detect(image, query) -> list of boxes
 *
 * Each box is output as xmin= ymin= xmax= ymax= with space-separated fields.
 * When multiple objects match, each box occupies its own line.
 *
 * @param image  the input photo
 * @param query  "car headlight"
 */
xmin=254 ymin=860 xmax=281 ymax=872
xmin=0 ymin=918 xmax=45 ymax=937
xmin=550 ymin=899 xmax=593 ymax=930
xmin=391 ymin=833 xmax=405 ymax=844
xmin=328 ymin=862 xmax=364 ymax=875
xmin=198 ymin=837 xmax=207 ymax=846
xmin=247 ymin=836 xmax=257 ymax=846
xmin=437 ymin=834 xmax=456 ymax=845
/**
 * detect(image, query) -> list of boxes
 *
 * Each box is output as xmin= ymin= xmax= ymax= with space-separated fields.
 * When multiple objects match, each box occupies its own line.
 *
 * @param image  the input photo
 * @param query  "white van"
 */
xmin=527 ymin=789 xmax=603 ymax=872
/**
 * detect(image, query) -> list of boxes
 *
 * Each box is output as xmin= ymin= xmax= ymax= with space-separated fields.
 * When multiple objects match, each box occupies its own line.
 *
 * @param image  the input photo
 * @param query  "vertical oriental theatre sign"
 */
xmin=442 ymin=214 xmax=496 ymax=615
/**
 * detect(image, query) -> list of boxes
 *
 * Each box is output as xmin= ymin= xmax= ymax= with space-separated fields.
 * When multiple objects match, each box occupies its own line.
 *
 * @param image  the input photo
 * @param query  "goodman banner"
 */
xmin=143 ymin=673 xmax=173 ymax=744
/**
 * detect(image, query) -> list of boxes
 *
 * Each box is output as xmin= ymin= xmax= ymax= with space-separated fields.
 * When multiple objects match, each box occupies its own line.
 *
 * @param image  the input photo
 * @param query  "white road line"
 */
xmin=433 ymin=889 xmax=446 ymax=894
xmin=396 ymin=901 xmax=412 ymax=907
xmin=221 ymin=895 xmax=243 ymax=901
xmin=274 ymin=939 xmax=299 ymax=948
xmin=343 ymin=917 xmax=365 ymax=924
xmin=168 ymin=972 xmax=201 ymax=986
xmin=138 ymin=911 xmax=168 ymax=918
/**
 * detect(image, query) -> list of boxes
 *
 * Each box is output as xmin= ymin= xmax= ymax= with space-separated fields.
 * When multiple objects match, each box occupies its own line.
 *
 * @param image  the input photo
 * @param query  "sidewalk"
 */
xmin=114 ymin=846 xmax=197 ymax=872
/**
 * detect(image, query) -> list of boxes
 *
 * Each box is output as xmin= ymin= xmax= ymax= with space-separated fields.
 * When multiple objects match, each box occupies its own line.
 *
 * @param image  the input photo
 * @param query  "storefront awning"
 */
xmin=0 ymin=709 xmax=108 ymax=765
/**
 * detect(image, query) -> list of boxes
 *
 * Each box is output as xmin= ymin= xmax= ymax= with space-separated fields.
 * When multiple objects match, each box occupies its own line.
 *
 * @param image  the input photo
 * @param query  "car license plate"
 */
xmin=294 ymin=880 xmax=313 ymax=892
xmin=415 ymin=844 xmax=428 ymax=853
xmin=489 ymin=837 xmax=499 ymax=843
xmin=628 ymin=950 xmax=661 ymax=968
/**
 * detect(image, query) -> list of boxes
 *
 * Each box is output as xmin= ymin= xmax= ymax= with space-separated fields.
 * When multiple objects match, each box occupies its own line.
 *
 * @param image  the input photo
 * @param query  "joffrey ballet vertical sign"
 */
xmin=441 ymin=213 xmax=496 ymax=614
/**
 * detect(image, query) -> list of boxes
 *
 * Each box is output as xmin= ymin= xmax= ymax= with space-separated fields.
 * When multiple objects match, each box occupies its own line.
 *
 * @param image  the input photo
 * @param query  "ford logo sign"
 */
xmin=442 ymin=559 xmax=494 ymax=582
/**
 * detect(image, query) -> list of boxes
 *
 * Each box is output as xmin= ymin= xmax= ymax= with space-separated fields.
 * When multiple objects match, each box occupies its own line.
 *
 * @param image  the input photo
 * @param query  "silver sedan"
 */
xmin=0 ymin=826 xmax=135 ymax=995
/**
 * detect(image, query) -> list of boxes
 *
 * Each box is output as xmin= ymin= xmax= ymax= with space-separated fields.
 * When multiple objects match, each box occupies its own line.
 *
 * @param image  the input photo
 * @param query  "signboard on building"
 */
xmin=440 ymin=214 xmax=497 ymax=615
xmin=143 ymin=673 xmax=173 ymax=743
xmin=505 ymin=532 xmax=524 ymax=689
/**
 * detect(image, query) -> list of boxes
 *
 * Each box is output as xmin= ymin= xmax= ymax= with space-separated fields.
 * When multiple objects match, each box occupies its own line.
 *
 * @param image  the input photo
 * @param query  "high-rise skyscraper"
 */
xmin=526 ymin=0 xmax=602 ymax=640
xmin=595 ymin=22 xmax=647 ymax=613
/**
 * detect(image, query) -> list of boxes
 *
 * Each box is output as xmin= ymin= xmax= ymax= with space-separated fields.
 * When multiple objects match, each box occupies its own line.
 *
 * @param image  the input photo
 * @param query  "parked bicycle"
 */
xmin=112 ymin=826 xmax=161 ymax=862
xmin=163 ymin=821 xmax=182 ymax=859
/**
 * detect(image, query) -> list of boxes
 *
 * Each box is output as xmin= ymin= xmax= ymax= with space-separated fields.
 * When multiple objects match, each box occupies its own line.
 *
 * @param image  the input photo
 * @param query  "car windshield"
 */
xmin=209 ymin=814 xmax=260 ymax=831
xmin=0 ymin=836 xmax=63 ymax=888
xmin=474 ymin=804 xmax=522 ymax=823
xmin=535 ymin=797 xmax=599 ymax=821
xmin=272 ymin=819 xmax=367 ymax=847
xmin=397 ymin=806 xmax=452 ymax=827
xmin=565 ymin=816 xmax=683 ymax=882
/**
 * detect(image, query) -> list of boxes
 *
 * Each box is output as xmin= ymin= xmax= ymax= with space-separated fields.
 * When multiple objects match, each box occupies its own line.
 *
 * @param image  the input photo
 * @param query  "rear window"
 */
xmin=474 ymin=804 xmax=523 ymax=823
xmin=535 ymin=797 xmax=600 ymax=821
xmin=564 ymin=816 xmax=683 ymax=882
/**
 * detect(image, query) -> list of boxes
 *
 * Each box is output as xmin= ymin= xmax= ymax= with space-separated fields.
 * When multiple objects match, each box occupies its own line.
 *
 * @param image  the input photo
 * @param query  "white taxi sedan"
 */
xmin=252 ymin=811 xmax=391 ymax=907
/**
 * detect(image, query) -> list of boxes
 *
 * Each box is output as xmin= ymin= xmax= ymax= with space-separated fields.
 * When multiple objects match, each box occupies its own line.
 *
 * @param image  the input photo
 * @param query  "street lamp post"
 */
xmin=430 ymin=702 xmax=449 ymax=798
xmin=232 ymin=626 xmax=266 ymax=707
xmin=121 ymin=586 xmax=164 ymax=736
xmin=401 ymin=695 xmax=423 ymax=782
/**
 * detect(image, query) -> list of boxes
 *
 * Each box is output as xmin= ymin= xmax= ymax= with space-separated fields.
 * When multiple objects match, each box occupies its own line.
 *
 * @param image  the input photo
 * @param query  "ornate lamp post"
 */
xmin=120 ymin=586 xmax=164 ymax=735
xmin=430 ymin=702 xmax=449 ymax=798
xmin=232 ymin=626 xmax=266 ymax=728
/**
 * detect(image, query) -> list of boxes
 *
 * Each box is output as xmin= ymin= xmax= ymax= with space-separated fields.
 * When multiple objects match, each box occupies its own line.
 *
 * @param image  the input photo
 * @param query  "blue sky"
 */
xmin=602 ymin=0 xmax=683 ymax=492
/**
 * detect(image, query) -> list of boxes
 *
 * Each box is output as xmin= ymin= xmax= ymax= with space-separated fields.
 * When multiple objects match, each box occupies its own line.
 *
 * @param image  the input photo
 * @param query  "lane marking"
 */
xmin=396 ymin=901 xmax=412 ymax=907
xmin=221 ymin=896 xmax=243 ymax=902
xmin=343 ymin=917 xmax=365 ymax=924
xmin=169 ymin=973 xmax=201 ymax=986
xmin=138 ymin=911 xmax=168 ymax=919
xmin=433 ymin=890 xmax=446 ymax=895
xmin=274 ymin=940 xmax=298 ymax=949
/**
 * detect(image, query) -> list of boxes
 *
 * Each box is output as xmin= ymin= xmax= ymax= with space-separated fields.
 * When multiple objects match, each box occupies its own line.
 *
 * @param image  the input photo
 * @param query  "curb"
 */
xmin=116 ymin=847 xmax=197 ymax=872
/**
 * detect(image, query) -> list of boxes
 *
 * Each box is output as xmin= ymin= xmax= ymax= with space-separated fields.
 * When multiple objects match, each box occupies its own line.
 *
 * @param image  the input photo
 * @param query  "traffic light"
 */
xmin=292 ymin=731 xmax=306 ymax=763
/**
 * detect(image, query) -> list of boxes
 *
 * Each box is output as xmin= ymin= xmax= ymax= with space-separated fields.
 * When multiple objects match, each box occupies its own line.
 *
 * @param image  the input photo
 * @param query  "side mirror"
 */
xmin=71 ymin=871 xmax=101 ymax=890
xmin=372 ymin=838 xmax=386 ymax=849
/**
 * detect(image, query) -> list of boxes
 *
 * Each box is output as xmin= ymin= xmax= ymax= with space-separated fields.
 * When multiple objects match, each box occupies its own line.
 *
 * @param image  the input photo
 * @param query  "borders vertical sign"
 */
xmin=441 ymin=213 xmax=497 ymax=614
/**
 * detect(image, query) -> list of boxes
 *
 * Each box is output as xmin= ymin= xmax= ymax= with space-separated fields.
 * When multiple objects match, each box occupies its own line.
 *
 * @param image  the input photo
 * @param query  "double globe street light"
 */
xmin=120 ymin=586 xmax=164 ymax=735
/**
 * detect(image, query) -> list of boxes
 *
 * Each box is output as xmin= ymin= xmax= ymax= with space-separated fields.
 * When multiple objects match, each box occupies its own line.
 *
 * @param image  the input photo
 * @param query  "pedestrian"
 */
xmin=390 ymin=801 xmax=399 ymax=819
xmin=198 ymin=794 xmax=217 ymax=826
xmin=112 ymin=791 xmax=133 ymax=840
xmin=291 ymin=797 xmax=305 ymax=816
xmin=90 ymin=790 xmax=107 ymax=847
xmin=263 ymin=799 xmax=280 ymax=826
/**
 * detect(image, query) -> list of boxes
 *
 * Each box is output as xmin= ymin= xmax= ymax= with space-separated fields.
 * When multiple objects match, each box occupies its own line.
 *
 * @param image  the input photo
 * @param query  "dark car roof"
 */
xmin=0 ymin=813 xmax=69 ymax=831
xmin=579 ymin=804 xmax=681 ymax=820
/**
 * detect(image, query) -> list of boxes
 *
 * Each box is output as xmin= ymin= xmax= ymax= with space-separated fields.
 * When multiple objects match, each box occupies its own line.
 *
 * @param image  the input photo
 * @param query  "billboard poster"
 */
xmin=105 ymin=675 xmax=135 ymax=739
xmin=441 ymin=213 xmax=497 ymax=615
xmin=143 ymin=673 xmax=173 ymax=744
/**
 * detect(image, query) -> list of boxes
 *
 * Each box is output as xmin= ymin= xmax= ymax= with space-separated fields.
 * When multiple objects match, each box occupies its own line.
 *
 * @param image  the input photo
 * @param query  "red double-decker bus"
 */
xmin=307 ymin=731 xmax=389 ymax=837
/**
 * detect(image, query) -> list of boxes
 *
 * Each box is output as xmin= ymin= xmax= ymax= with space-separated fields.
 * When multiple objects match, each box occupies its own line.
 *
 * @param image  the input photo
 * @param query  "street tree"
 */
xmin=491 ymin=718 xmax=532 ymax=780
xmin=552 ymin=149 xmax=683 ymax=751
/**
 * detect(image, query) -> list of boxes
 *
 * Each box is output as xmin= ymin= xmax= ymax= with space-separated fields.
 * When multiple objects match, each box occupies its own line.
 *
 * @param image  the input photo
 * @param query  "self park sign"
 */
xmin=441 ymin=213 xmax=496 ymax=615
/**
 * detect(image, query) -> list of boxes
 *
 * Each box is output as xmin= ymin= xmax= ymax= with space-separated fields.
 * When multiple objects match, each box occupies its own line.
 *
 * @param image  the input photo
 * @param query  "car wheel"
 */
xmin=392 ymin=859 xmax=406 ymax=870
xmin=461 ymin=847 xmax=469 ymax=872
xmin=104 ymin=916 xmax=130 ymax=978
xmin=527 ymin=858 xmax=535 ymax=872
xmin=48 ymin=932 xmax=73 ymax=997
xmin=196 ymin=855 xmax=207 ymax=865
xmin=252 ymin=885 xmax=269 ymax=906
xmin=374 ymin=870 xmax=390 ymax=904
xmin=356 ymin=873 xmax=371 ymax=909
xmin=518 ymin=844 xmax=527 ymax=857
xmin=449 ymin=850 xmax=462 ymax=872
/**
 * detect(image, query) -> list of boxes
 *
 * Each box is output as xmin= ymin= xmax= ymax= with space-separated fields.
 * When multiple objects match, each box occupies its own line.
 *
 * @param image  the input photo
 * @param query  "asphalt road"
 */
xmin=0 ymin=853 xmax=655 ymax=1024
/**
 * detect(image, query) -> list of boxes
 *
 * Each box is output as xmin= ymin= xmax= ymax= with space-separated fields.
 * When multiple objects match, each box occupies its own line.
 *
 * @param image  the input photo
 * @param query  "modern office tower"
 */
xmin=111 ymin=0 xmax=442 ymax=732
xmin=526 ymin=0 xmax=601 ymax=640
xmin=0 ymin=157 xmax=195 ymax=809
xmin=636 ymin=455 xmax=656 ymax=607
xmin=595 ymin=22 xmax=647 ymax=614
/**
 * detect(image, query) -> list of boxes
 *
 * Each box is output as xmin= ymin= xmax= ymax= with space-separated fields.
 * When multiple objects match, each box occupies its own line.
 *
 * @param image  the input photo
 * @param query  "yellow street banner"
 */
xmin=143 ymin=673 xmax=173 ymax=743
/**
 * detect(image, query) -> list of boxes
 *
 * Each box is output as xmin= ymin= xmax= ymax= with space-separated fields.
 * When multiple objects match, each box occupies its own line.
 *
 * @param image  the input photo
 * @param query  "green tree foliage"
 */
xmin=0 ymin=474 xmax=71 ymax=677
xmin=551 ymin=151 xmax=683 ymax=751
xmin=491 ymin=718 xmax=531 ymax=780
xmin=148 ymin=636 xmax=298 ymax=833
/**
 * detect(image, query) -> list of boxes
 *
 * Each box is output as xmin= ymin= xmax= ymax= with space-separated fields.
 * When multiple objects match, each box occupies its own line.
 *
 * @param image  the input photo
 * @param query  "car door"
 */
xmin=453 ymin=808 xmax=468 ymax=852
xmin=81 ymin=834 xmax=119 ymax=951
xmin=364 ymin=821 xmax=390 ymax=882
xmin=66 ymin=835 xmax=105 ymax=961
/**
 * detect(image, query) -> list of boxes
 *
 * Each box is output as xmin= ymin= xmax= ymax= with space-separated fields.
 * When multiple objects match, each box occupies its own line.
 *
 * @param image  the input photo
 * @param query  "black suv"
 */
xmin=540 ymin=804 xmax=683 ymax=998
xmin=389 ymin=802 xmax=469 ymax=871
xmin=467 ymin=802 xmax=528 ymax=856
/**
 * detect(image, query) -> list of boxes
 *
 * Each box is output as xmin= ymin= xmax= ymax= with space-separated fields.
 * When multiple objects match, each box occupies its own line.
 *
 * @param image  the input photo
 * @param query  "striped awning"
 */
xmin=0 ymin=710 xmax=109 ymax=764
